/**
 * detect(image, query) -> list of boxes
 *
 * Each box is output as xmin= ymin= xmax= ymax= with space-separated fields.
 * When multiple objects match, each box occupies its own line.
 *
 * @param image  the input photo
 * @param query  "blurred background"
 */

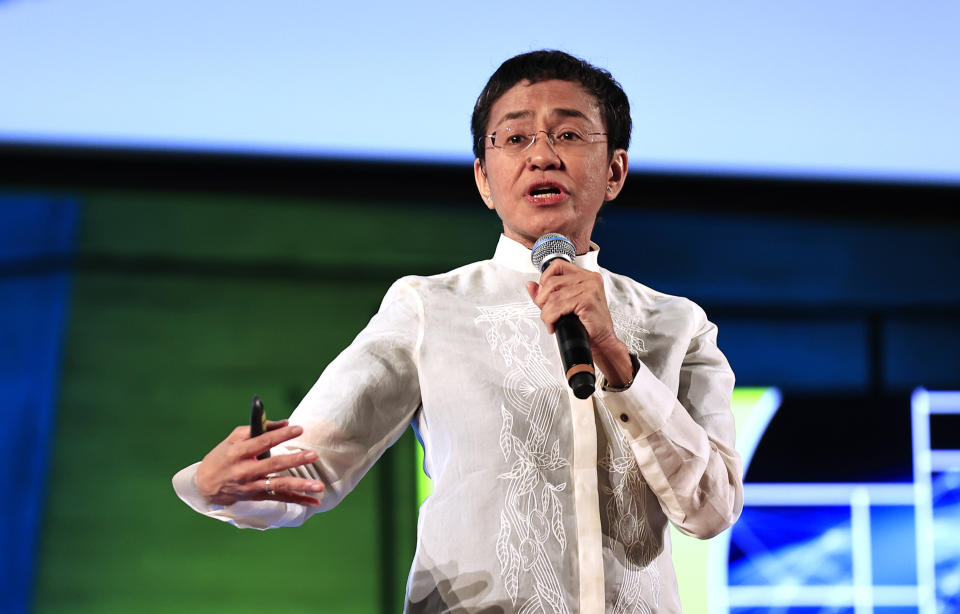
xmin=2 ymin=1 xmax=958 ymax=613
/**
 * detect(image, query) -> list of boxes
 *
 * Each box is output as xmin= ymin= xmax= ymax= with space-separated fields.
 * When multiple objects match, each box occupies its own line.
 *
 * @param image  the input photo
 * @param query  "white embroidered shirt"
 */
xmin=173 ymin=234 xmax=744 ymax=613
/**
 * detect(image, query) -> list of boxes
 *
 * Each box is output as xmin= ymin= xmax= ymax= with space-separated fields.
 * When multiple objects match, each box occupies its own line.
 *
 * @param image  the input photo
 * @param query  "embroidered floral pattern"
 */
xmin=476 ymin=303 xmax=571 ymax=613
xmin=610 ymin=309 xmax=650 ymax=354
xmin=476 ymin=303 xmax=660 ymax=613
xmin=599 ymin=311 xmax=661 ymax=613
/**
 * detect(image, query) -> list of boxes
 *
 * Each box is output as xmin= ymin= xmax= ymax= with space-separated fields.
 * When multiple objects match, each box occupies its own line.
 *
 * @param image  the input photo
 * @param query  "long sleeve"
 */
xmin=172 ymin=278 xmax=423 ymax=529
xmin=171 ymin=236 xmax=744 ymax=613
xmin=596 ymin=311 xmax=743 ymax=539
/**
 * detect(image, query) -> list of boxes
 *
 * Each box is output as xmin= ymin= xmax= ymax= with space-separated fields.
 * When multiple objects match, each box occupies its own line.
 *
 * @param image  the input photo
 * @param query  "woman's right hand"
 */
xmin=195 ymin=420 xmax=326 ymax=507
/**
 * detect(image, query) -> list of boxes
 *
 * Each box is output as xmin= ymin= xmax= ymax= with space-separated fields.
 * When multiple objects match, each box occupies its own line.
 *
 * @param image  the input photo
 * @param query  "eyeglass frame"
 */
xmin=479 ymin=128 xmax=608 ymax=155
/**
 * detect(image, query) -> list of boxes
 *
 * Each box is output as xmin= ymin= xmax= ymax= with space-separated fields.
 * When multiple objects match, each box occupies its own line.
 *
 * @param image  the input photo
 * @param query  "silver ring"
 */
xmin=265 ymin=477 xmax=276 ymax=496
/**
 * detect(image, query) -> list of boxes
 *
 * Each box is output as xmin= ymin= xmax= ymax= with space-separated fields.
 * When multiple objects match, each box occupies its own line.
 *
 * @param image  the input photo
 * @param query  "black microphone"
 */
xmin=531 ymin=233 xmax=596 ymax=399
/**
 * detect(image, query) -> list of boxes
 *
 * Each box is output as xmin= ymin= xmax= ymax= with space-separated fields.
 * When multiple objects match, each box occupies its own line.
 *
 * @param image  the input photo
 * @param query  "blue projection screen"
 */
xmin=1 ymin=0 xmax=958 ymax=184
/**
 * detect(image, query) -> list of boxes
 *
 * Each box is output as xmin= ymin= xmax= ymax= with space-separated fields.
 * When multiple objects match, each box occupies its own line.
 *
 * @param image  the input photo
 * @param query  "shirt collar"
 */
xmin=492 ymin=234 xmax=601 ymax=274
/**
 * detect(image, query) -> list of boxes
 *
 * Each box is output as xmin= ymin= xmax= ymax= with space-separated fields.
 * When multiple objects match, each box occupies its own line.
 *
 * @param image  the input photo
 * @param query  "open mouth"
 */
xmin=530 ymin=186 xmax=560 ymax=198
xmin=528 ymin=184 xmax=564 ymax=200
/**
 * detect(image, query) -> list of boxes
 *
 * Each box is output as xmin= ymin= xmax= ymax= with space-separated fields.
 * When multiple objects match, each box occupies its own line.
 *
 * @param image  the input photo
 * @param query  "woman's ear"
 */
xmin=474 ymin=158 xmax=495 ymax=210
xmin=604 ymin=149 xmax=629 ymax=201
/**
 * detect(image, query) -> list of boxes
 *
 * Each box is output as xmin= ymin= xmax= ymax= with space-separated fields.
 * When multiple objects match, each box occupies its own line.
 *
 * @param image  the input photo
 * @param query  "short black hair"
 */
xmin=471 ymin=49 xmax=632 ymax=163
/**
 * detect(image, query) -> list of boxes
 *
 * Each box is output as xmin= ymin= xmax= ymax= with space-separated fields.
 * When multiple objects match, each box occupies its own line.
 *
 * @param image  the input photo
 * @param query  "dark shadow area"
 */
xmin=745 ymin=392 xmax=915 ymax=483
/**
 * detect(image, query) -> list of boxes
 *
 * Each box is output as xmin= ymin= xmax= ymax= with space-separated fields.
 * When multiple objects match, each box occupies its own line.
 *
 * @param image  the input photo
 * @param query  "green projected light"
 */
xmin=415 ymin=435 xmax=433 ymax=508
xmin=672 ymin=386 xmax=779 ymax=614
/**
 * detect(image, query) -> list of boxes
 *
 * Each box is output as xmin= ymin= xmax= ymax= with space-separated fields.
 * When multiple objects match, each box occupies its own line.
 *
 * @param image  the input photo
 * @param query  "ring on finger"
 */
xmin=265 ymin=476 xmax=276 ymax=496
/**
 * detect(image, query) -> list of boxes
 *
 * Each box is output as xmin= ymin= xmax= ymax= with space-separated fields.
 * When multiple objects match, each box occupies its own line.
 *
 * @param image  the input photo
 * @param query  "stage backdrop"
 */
xmin=24 ymin=193 xmax=499 ymax=614
xmin=5 ymin=185 xmax=956 ymax=614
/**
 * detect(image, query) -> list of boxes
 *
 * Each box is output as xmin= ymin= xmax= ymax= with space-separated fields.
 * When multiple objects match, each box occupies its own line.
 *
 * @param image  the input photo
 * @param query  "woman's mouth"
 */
xmin=526 ymin=184 xmax=566 ymax=205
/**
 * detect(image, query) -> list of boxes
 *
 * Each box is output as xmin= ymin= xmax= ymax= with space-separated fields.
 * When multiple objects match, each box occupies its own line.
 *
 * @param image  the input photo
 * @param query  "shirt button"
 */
xmin=620 ymin=414 xmax=629 ymax=422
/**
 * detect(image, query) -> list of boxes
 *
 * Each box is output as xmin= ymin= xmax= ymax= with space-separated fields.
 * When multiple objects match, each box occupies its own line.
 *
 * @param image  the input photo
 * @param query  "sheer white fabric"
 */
xmin=173 ymin=234 xmax=743 ymax=613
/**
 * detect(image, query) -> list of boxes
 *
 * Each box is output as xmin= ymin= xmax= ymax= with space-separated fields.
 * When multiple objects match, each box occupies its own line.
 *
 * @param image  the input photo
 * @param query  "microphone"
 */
xmin=531 ymin=233 xmax=596 ymax=399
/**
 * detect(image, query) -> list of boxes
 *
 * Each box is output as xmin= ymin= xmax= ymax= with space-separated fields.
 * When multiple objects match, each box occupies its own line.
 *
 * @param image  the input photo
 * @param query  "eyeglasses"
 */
xmin=481 ymin=127 xmax=607 ymax=155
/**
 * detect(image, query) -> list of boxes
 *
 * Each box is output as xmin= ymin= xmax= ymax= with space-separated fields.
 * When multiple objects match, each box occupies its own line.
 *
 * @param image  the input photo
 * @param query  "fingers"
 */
xmin=226 ymin=425 xmax=250 ymax=444
xmin=533 ymin=263 xmax=595 ymax=308
xmin=229 ymin=447 xmax=318 ymax=487
xmin=531 ymin=275 xmax=593 ymax=331
xmin=528 ymin=262 xmax=613 ymax=339
xmin=253 ymin=491 xmax=323 ymax=506
xmin=538 ymin=258 xmax=576 ymax=281
xmin=525 ymin=281 xmax=539 ymax=301
xmin=258 ymin=475 xmax=325 ymax=494
xmin=224 ymin=419 xmax=288 ymax=445
xmin=235 ymin=424 xmax=304 ymax=458
xmin=248 ymin=448 xmax=319 ymax=479
xmin=250 ymin=475 xmax=325 ymax=506
xmin=265 ymin=419 xmax=289 ymax=431
xmin=199 ymin=421 xmax=323 ymax=507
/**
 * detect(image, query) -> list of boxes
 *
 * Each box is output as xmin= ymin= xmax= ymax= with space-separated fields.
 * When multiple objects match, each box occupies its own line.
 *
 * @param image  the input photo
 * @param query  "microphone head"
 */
xmin=531 ymin=233 xmax=577 ymax=272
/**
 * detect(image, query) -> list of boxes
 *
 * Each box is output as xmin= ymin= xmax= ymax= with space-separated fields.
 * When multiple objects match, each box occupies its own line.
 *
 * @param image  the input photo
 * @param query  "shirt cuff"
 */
xmin=172 ymin=462 xmax=311 ymax=529
xmin=172 ymin=462 xmax=225 ymax=515
xmin=594 ymin=358 xmax=677 ymax=438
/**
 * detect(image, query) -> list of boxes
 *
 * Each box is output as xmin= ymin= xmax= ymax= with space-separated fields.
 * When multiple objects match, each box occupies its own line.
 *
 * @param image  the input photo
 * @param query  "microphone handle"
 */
xmin=554 ymin=313 xmax=595 ymax=399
